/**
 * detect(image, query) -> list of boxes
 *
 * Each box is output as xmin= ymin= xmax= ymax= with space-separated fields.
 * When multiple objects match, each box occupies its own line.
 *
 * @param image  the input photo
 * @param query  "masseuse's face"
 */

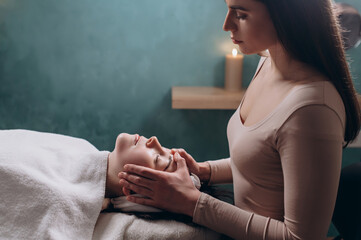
xmin=111 ymin=133 xmax=176 ymax=173
xmin=223 ymin=0 xmax=278 ymax=55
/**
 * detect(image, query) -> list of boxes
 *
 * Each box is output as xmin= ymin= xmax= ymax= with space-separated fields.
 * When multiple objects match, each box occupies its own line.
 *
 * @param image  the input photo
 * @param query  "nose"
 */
xmin=223 ymin=10 xmax=236 ymax=32
xmin=146 ymin=136 xmax=164 ymax=153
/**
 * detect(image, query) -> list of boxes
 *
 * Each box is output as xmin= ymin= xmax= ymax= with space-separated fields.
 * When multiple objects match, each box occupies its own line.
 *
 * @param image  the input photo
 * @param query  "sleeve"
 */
xmin=207 ymin=158 xmax=233 ymax=184
xmin=193 ymin=105 xmax=344 ymax=239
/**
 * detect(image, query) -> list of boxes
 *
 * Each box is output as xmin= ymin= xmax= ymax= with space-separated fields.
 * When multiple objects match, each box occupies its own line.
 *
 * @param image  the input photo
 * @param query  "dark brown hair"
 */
xmin=258 ymin=0 xmax=360 ymax=145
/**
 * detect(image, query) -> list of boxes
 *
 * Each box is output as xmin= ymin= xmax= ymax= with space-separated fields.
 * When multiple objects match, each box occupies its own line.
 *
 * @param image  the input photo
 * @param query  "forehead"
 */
xmin=225 ymin=0 xmax=255 ymax=5
xmin=225 ymin=0 xmax=262 ymax=10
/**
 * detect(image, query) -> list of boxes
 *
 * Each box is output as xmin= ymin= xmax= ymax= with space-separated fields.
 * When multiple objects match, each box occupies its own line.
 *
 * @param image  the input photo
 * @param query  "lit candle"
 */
xmin=224 ymin=48 xmax=244 ymax=91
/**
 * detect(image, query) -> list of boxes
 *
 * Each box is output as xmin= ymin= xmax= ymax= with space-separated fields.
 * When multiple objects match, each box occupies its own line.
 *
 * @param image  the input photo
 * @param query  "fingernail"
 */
xmin=175 ymin=152 xmax=180 ymax=157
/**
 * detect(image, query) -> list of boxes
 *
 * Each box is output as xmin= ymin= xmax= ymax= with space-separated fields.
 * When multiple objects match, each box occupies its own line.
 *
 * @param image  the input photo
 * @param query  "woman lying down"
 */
xmin=0 ymin=129 xmax=209 ymax=240
xmin=102 ymin=132 xmax=201 ymax=213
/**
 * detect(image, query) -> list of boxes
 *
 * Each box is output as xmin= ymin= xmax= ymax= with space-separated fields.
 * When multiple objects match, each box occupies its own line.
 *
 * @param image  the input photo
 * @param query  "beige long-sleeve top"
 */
xmin=192 ymin=81 xmax=346 ymax=239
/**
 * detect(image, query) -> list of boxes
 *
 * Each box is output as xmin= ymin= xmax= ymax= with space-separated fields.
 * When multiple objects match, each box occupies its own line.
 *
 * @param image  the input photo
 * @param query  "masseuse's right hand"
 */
xmin=171 ymin=148 xmax=211 ymax=183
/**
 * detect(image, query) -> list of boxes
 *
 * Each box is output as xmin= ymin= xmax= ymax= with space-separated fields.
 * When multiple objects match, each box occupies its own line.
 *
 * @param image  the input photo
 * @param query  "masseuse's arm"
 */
xmin=193 ymin=105 xmax=344 ymax=239
xmin=207 ymin=158 xmax=233 ymax=184
xmin=172 ymin=148 xmax=233 ymax=184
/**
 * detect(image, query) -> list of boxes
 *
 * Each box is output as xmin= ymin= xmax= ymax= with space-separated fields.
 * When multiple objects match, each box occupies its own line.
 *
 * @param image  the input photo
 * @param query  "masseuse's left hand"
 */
xmin=118 ymin=152 xmax=201 ymax=217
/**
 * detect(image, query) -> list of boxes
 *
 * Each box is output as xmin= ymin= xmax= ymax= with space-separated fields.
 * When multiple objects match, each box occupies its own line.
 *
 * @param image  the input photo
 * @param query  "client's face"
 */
xmin=106 ymin=133 xmax=177 ymax=197
xmin=110 ymin=133 xmax=176 ymax=173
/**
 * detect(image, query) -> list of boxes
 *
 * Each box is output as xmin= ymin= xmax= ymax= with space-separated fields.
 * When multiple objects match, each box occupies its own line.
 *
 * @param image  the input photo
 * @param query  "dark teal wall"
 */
xmin=0 ymin=0 xmax=360 ymax=165
xmin=0 ymin=0 xmax=252 ymax=162
xmin=338 ymin=0 xmax=361 ymax=169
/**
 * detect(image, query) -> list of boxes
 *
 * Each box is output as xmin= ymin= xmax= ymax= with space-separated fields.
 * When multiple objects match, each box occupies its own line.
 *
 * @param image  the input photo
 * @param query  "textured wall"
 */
xmin=0 ymin=0 xmax=260 ymax=162
xmin=0 ymin=0 xmax=360 ymax=164
xmin=337 ymin=0 xmax=361 ymax=169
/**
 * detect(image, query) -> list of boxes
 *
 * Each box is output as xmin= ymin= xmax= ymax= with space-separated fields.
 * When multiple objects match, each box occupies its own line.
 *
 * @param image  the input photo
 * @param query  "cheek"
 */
xmin=242 ymin=25 xmax=277 ymax=53
xmin=123 ymin=151 xmax=154 ymax=169
xmin=245 ymin=22 xmax=266 ymax=40
xmin=165 ymin=164 xmax=177 ymax=173
xmin=260 ymin=26 xmax=278 ymax=45
xmin=253 ymin=17 xmax=278 ymax=43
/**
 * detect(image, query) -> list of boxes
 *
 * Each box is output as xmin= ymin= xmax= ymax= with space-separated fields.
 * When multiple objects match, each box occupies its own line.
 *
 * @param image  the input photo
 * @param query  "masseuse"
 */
xmin=118 ymin=0 xmax=361 ymax=239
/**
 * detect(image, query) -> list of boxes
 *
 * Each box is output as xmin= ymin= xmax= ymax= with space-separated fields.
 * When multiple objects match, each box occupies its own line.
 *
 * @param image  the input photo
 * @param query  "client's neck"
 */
xmin=105 ymin=152 xmax=124 ymax=198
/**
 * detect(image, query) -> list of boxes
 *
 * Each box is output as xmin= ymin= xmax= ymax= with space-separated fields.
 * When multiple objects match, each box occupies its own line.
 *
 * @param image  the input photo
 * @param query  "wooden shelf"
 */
xmin=172 ymin=86 xmax=361 ymax=110
xmin=172 ymin=86 xmax=245 ymax=110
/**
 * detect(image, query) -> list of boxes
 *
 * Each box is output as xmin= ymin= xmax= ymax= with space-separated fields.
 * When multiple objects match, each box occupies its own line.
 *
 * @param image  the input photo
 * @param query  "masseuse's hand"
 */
xmin=118 ymin=152 xmax=201 ymax=217
xmin=171 ymin=148 xmax=211 ymax=183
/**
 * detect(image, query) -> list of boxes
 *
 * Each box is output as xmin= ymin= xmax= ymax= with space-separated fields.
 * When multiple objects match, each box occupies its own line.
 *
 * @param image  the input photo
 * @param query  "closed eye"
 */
xmin=236 ymin=14 xmax=247 ymax=20
xmin=233 ymin=9 xmax=247 ymax=20
xmin=163 ymin=155 xmax=173 ymax=171
xmin=154 ymin=154 xmax=160 ymax=165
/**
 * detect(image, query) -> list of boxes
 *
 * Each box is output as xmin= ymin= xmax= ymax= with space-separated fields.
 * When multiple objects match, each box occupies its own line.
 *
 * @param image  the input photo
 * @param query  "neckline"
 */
xmin=237 ymin=81 xmax=326 ymax=130
xmin=237 ymin=56 xmax=267 ymax=125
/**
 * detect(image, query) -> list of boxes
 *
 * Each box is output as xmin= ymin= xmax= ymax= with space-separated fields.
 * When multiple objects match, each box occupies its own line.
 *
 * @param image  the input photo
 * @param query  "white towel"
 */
xmin=0 ymin=130 xmax=108 ymax=240
xmin=93 ymin=212 xmax=222 ymax=240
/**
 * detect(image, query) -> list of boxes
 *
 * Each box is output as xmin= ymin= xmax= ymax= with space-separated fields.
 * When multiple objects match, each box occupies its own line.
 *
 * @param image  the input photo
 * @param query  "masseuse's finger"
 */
xmin=171 ymin=148 xmax=188 ymax=158
xmin=174 ymin=152 xmax=188 ymax=171
xmin=122 ymin=187 xmax=131 ymax=196
xmin=119 ymin=179 xmax=154 ymax=198
xmin=172 ymin=149 xmax=200 ymax=174
xmin=173 ymin=153 xmax=196 ymax=181
xmin=172 ymin=148 xmax=196 ymax=164
xmin=123 ymin=164 xmax=165 ymax=181
xmin=118 ymin=171 xmax=154 ymax=188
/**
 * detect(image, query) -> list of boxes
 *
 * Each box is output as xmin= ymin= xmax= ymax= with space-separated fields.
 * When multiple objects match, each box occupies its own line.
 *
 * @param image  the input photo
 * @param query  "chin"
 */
xmin=239 ymin=49 xmax=261 ymax=55
xmin=115 ymin=133 xmax=131 ymax=148
xmin=238 ymin=48 xmax=253 ymax=55
xmin=238 ymin=45 xmax=269 ymax=56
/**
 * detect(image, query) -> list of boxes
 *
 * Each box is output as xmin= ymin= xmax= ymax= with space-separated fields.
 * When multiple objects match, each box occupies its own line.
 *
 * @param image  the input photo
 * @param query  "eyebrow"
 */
xmin=224 ymin=0 xmax=250 ymax=12
xmin=230 ymin=6 xmax=249 ymax=11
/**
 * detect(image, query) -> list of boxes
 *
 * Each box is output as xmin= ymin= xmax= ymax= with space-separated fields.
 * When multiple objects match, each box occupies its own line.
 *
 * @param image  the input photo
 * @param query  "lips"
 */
xmin=232 ymin=39 xmax=243 ymax=44
xmin=134 ymin=134 xmax=140 ymax=145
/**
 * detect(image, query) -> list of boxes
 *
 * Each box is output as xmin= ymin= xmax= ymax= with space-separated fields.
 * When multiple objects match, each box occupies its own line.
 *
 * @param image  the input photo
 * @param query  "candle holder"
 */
xmin=224 ymin=48 xmax=243 ymax=91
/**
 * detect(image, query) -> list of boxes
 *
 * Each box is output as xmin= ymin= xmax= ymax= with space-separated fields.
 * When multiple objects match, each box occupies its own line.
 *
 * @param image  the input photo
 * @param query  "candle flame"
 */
xmin=232 ymin=48 xmax=238 ymax=57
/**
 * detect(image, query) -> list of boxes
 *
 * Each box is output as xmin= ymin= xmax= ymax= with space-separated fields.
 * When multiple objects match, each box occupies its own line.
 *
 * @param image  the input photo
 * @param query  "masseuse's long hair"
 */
xmin=258 ymin=0 xmax=361 ymax=145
